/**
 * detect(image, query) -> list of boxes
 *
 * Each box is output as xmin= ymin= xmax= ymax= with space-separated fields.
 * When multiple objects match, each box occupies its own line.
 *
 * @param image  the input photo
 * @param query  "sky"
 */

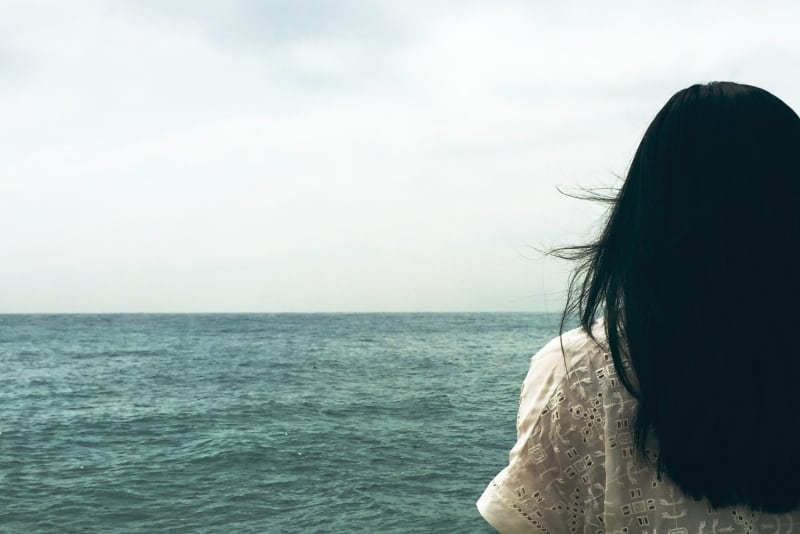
xmin=1 ymin=0 xmax=799 ymax=312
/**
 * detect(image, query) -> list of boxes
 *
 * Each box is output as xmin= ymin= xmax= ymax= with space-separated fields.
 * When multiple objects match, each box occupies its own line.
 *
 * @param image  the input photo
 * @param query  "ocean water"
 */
xmin=0 ymin=313 xmax=564 ymax=533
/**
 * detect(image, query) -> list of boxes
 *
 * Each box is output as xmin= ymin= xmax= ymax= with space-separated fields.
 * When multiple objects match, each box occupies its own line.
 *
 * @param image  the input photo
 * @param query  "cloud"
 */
xmin=1 ymin=0 xmax=800 ymax=311
xmin=123 ymin=0 xmax=404 ymax=45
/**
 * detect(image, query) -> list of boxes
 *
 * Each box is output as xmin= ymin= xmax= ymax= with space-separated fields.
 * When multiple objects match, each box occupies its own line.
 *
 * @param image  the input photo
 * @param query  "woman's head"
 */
xmin=557 ymin=81 xmax=800 ymax=512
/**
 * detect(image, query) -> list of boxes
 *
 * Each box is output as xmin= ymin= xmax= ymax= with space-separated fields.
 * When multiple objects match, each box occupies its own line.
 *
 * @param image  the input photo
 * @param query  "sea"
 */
xmin=0 ymin=312 xmax=565 ymax=533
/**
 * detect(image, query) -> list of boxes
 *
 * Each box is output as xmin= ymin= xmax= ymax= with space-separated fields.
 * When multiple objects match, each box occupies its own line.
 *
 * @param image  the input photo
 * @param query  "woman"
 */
xmin=477 ymin=81 xmax=800 ymax=532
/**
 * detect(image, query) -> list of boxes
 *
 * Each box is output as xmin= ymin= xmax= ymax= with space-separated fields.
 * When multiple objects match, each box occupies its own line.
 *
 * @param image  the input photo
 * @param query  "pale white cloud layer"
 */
xmin=1 ymin=0 xmax=799 ymax=311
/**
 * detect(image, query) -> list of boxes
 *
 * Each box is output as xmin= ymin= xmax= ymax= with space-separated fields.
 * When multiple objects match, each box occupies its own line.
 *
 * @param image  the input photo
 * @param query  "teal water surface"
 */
xmin=0 ymin=313 xmax=563 ymax=532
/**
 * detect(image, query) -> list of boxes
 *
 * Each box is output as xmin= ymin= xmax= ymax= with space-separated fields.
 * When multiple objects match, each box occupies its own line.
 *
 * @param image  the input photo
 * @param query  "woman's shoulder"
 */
xmin=520 ymin=319 xmax=610 ymax=411
xmin=530 ymin=319 xmax=609 ymax=377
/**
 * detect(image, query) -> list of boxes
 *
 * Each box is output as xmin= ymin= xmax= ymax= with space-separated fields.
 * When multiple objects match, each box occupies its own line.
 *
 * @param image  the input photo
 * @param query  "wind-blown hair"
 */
xmin=553 ymin=81 xmax=800 ymax=513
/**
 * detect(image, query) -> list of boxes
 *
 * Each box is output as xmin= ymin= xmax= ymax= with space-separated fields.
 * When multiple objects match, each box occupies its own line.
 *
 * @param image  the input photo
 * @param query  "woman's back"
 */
xmin=478 ymin=320 xmax=800 ymax=532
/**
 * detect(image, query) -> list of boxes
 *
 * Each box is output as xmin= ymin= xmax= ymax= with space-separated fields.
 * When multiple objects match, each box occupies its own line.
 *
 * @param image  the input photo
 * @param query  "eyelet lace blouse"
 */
xmin=477 ymin=320 xmax=800 ymax=533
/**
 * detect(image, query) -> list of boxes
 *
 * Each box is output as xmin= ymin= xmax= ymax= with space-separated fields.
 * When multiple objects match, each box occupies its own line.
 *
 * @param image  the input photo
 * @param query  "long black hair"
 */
xmin=553 ymin=81 xmax=800 ymax=513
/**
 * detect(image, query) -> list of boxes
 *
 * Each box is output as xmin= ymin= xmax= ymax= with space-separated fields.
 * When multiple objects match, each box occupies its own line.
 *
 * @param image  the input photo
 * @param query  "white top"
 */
xmin=477 ymin=320 xmax=800 ymax=533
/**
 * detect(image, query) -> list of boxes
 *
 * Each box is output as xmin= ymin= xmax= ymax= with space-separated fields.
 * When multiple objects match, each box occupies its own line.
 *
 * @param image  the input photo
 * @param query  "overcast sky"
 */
xmin=1 ymin=1 xmax=799 ymax=312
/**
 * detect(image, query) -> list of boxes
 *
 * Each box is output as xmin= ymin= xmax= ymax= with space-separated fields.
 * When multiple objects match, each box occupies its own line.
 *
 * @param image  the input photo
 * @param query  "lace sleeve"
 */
xmin=477 ymin=336 xmax=605 ymax=533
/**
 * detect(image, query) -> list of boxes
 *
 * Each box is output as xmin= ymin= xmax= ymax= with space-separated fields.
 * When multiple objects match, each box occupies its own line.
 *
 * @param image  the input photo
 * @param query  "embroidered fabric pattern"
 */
xmin=477 ymin=323 xmax=800 ymax=533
